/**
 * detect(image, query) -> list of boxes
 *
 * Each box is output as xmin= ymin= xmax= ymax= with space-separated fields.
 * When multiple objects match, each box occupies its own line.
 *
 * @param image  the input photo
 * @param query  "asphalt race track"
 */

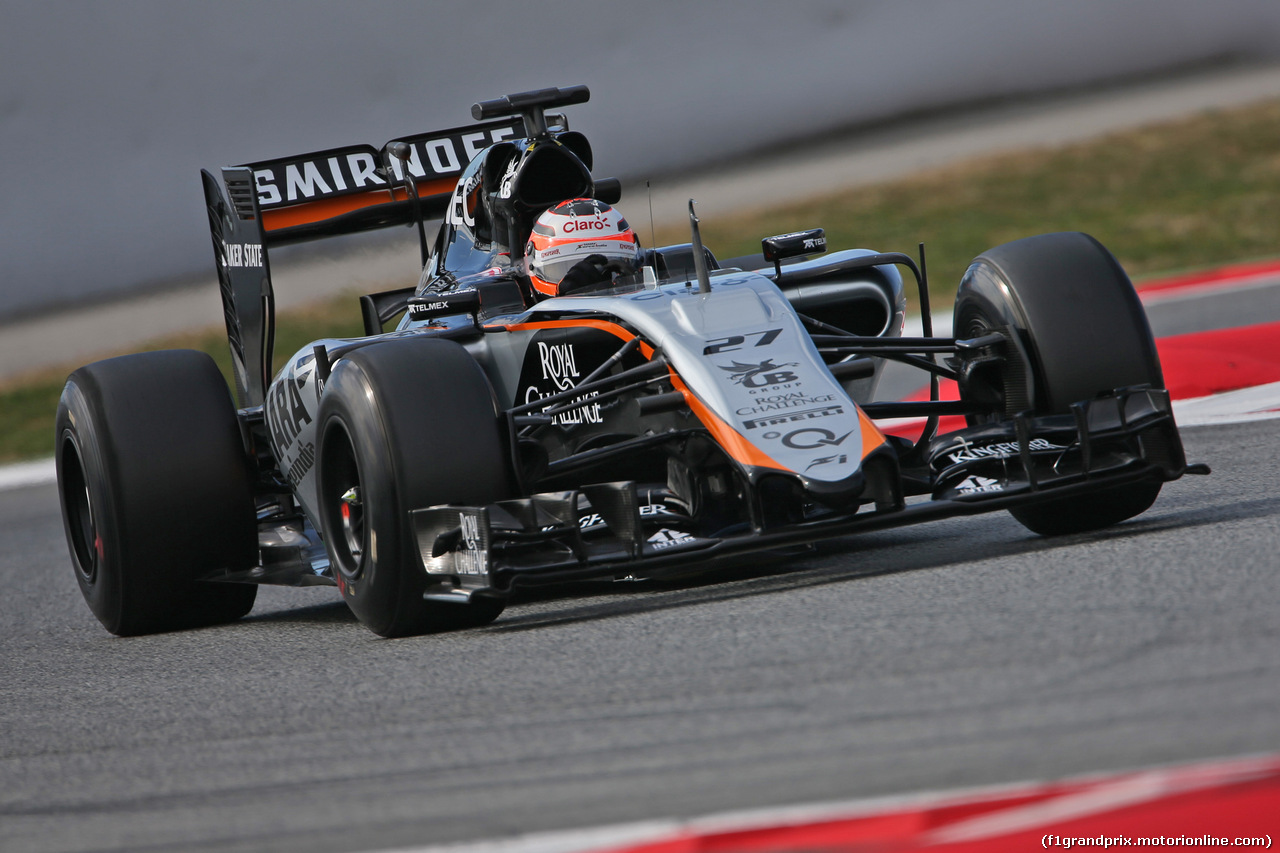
xmin=2 ymin=422 xmax=1277 ymax=853
xmin=3 ymin=321 xmax=1280 ymax=851
xmin=4 ymin=266 xmax=1280 ymax=853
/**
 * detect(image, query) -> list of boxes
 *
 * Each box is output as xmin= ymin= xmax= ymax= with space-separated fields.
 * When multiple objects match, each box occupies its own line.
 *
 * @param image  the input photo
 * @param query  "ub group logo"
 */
xmin=718 ymin=359 xmax=800 ymax=390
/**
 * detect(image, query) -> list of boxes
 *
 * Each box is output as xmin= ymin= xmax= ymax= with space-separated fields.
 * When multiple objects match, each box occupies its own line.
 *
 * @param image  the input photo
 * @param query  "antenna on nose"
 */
xmin=688 ymin=199 xmax=712 ymax=294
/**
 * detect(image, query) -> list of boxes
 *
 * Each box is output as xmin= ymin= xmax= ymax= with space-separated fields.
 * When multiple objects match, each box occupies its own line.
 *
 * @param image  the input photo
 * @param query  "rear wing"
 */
xmin=202 ymin=118 xmax=522 ymax=408
xmin=243 ymin=118 xmax=522 ymax=246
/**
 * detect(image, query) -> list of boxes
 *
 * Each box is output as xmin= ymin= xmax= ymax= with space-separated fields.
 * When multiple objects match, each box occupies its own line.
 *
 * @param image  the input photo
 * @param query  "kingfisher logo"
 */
xmin=945 ymin=437 xmax=1065 ymax=465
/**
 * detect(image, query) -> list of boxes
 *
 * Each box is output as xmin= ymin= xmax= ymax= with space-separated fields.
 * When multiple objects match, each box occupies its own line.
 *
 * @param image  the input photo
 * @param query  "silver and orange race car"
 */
xmin=55 ymin=86 xmax=1204 ymax=637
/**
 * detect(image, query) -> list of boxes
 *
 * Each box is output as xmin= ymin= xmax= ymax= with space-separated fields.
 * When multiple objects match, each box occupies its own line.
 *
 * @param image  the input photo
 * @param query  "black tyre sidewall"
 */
xmin=316 ymin=338 xmax=512 ymax=637
xmin=55 ymin=350 xmax=257 ymax=635
xmin=953 ymin=232 xmax=1165 ymax=535
xmin=57 ymin=380 xmax=129 ymax=630
xmin=956 ymin=231 xmax=1163 ymax=415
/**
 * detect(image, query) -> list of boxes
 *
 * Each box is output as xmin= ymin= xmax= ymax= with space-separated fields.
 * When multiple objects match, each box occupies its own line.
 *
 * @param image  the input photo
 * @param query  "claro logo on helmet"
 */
xmin=562 ymin=218 xmax=609 ymax=233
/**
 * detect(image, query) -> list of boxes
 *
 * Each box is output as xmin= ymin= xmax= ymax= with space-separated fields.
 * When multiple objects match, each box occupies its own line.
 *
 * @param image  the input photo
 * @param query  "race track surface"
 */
xmin=1 ymin=413 xmax=1277 ymax=853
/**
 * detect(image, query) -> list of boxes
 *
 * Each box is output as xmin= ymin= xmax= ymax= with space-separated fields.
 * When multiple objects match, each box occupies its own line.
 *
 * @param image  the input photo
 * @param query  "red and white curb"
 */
xmin=1174 ymin=381 xmax=1280 ymax=425
xmin=1135 ymin=258 xmax=1280 ymax=305
xmin=883 ymin=269 xmax=1280 ymax=438
xmin=368 ymin=752 xmax=1279 ymax=853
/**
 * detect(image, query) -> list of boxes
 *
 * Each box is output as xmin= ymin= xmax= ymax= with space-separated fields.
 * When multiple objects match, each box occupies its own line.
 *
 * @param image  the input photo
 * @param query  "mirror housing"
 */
xmin=762 ymin=228 xmax=827 ymax=279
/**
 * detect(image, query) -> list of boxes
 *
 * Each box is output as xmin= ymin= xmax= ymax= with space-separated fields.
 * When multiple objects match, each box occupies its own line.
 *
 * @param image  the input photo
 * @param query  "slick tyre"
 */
xmin=316 ymin=338 xmax=513 ymax=637
xmin=55 ymin=350 xmax=258 ymax=635
xmin=953 ymin=232 xmax=1163 ymax=536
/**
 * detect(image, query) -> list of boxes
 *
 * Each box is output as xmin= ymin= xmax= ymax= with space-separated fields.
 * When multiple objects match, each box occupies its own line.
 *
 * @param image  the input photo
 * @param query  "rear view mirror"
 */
xmin=761 ymin=228 xmax=826 ymax=277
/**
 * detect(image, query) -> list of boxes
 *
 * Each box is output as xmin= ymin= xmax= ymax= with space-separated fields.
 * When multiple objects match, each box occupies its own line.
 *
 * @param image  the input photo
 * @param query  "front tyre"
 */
xmin=55 ymin=350 xmax=258 ymax=635
xmin=316 ymin=338 xmax=513 ymax=637
xmin=953 ymin=232 xmax=1164 ymax=536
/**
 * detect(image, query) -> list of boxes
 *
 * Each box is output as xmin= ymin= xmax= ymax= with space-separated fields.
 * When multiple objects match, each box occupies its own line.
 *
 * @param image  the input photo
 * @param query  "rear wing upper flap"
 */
xmin=242 ymin=117 xmax=523 ymax=246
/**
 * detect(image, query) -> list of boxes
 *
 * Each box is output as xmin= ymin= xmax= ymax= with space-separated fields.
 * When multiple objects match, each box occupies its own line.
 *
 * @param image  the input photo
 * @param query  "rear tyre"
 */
xmin=55 ymin=350 xmax=258 ymax=635
xmin=953 ymin=232 xmax=1164 ymax=535
xmin=316 ymin=338 xmax=513 ymax=637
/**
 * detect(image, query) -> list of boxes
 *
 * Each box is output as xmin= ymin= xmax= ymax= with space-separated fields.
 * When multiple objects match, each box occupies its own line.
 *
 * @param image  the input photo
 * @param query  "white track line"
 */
xmin=0 ymin=457 xmax=55 ymax=491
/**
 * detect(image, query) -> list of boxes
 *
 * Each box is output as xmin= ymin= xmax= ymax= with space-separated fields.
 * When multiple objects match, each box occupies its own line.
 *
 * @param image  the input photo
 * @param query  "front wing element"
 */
xmin=412 ymin=387 xmax=1195 ymax=601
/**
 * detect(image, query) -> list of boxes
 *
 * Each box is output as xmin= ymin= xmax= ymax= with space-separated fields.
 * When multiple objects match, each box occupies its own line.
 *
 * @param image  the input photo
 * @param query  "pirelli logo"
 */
xmin=742 ymin=405 xmax=843 ymax=430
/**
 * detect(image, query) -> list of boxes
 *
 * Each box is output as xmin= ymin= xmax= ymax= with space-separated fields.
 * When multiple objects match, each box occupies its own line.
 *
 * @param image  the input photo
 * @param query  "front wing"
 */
xmin=412 ymin=386 xmax=1194 ymax=601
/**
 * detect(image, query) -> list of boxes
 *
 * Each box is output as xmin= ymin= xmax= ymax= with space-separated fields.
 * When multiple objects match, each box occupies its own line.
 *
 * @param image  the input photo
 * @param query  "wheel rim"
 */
xmin=59 ymin=432 xmax=98 ymax=583
xmin=340 ymin=486 xmax=364 ymax=560
xmin=321 ymin=420 xmax=366 ymax=581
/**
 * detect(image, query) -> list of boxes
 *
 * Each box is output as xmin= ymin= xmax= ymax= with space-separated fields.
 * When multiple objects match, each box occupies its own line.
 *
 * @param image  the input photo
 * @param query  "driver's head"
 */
xmin=525 ymin=199 xmax=642 ymax=298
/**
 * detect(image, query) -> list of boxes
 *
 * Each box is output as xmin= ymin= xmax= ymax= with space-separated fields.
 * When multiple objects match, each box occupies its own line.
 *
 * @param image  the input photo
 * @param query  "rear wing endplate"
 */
xmin=203 ymin=166 xmax=274 ymax=409
xmin=202 ymin=118 xmax=522 ymax=408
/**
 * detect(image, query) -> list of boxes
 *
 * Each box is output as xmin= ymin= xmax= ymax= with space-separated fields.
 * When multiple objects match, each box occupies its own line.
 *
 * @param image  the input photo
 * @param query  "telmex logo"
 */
xmin=563 ymin=218 xmax=608 ymax=233
xmin=409 ymin=301 xmax=450 ymax=317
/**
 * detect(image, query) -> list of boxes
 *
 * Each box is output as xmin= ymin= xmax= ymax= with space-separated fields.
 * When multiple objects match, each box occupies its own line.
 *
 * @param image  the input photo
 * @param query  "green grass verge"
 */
xmin=676 ymin=98 xmax=1280 ymax=294
xmin=1 ymin=294 xmax=368 ymax=464
xmin=6 ymin=97 xmax=1280 ymax=464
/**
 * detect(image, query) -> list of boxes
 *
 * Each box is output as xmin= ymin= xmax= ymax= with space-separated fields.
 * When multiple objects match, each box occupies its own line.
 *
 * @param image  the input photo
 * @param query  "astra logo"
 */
xmin=563 ymin=218 xmax=608 ymax=233
xmin=268 ymin=376 xmax=313 ymax=454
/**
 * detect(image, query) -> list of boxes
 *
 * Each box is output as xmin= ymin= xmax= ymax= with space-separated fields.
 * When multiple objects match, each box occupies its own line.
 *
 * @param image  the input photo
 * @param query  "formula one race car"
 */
xmin=54 ymin=85 xmax=1205 ymax=637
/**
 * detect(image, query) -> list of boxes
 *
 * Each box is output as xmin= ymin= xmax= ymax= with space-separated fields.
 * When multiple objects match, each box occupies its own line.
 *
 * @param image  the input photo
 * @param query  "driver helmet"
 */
xmin=525 ymin=199 xmax=642 ymax=297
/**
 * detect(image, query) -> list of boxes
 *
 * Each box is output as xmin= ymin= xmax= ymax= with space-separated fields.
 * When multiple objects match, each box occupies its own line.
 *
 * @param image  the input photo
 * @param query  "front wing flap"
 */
xmin=411 ymin=386 xmax=1192 ymax=601
xmin=927 ymin=385 xmax=1186 ymax=500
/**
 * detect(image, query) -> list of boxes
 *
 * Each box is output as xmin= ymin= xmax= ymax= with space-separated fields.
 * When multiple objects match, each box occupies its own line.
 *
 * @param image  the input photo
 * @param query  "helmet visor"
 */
xmin=530 ymin=239 xmax=640 ymax=287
